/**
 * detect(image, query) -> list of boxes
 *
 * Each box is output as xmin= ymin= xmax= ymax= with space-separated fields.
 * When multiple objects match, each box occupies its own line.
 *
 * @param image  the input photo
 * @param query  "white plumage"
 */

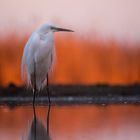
xmin=21 ymin=23 xmax=73 ymax=91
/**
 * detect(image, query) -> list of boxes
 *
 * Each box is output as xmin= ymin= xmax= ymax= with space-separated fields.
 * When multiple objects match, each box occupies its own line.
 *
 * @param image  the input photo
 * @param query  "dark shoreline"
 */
xmin=0 ymin=84 xmax=140 ymax=107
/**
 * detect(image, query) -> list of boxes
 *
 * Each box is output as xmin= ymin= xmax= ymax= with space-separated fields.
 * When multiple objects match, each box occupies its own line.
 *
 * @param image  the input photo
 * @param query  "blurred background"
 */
xmin=0 ymin=0 xmax=140 ymax=86
xmin=0 ymin=0 xmax=140 ymax=140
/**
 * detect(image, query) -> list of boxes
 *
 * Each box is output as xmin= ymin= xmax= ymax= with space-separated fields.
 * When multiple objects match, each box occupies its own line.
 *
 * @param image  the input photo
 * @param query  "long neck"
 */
xmin=39 ymin=32 xmax=54 ymax=44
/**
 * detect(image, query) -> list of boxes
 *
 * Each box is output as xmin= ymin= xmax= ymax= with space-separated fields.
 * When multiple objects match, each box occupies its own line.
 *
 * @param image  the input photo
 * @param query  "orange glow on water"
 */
xmin=0 ymin=106 xmax=140 ymax=140
xmin=0 ymin=33 xmax=140 ymax=86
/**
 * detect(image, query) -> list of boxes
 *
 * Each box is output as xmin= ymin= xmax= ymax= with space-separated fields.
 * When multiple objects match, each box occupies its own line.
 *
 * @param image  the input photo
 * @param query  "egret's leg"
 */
xmin=33 ymin=88 xmax=36 ymax=140
xmin=46 ymin=74 xmax=51 ymax=135
xmin=32 ymin=61 xmax=37 ymax=140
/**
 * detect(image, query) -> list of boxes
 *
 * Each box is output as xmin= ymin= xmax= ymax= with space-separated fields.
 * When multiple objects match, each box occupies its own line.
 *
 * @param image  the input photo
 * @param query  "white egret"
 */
xmin=21 ymin=23 xmax=74 ymax=137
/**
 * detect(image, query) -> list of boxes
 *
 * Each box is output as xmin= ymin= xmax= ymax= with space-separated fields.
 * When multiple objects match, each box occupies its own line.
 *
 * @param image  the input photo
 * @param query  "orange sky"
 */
xmin=0 ymin=34 xmax=139 ymax=86
xmin=0 ymin=0 xmax=139 ymax=86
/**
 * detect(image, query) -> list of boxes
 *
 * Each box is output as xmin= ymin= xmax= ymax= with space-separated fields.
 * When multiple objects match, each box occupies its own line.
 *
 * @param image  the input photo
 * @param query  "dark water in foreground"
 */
xmin=0 ymin=105 xmax=140 ymax=140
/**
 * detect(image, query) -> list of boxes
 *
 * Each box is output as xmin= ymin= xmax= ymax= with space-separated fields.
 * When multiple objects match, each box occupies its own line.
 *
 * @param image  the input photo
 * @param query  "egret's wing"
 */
xmin=34 ymin=32 xmax=55 ymax=89
xmin=22 ymin=32 xmax=55 ymax=90
xmin=21 ymin=32 xmax=40 ymax=84
xmin=21 ymin=36 xmax=31 ymax=82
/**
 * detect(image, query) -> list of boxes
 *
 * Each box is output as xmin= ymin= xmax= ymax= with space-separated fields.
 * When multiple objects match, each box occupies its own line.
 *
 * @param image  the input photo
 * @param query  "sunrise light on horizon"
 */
xmin=0 ymin=0 xmax=139 ymax=86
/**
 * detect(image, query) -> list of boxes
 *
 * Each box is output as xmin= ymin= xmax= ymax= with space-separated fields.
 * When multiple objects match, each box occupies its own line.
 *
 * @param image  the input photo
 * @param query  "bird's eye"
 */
xmin=50 ymin=27 xmax=54 ymax=30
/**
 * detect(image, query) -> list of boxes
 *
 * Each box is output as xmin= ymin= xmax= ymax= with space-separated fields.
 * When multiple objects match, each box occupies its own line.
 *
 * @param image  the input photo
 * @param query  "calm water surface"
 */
xmin=0 ymin=105 xmax=140 ymax=140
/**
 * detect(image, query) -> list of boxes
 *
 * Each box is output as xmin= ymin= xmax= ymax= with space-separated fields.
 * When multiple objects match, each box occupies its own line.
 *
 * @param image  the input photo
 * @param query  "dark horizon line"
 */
xmin=1 ymin=82 xmax=140 ymax=88
xmin=0 ymin=83 xmax=140 ymax=107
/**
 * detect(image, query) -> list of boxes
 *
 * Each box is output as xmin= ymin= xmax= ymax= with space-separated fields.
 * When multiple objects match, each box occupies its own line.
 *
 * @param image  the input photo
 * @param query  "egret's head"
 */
xmin=37 ymin=23 xmax=74 ymax=34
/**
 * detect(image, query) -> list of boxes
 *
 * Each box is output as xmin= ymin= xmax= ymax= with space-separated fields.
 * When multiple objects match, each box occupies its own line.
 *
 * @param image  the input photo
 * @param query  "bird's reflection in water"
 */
xmin=26 ymin=118 xmax=51 ymax=140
